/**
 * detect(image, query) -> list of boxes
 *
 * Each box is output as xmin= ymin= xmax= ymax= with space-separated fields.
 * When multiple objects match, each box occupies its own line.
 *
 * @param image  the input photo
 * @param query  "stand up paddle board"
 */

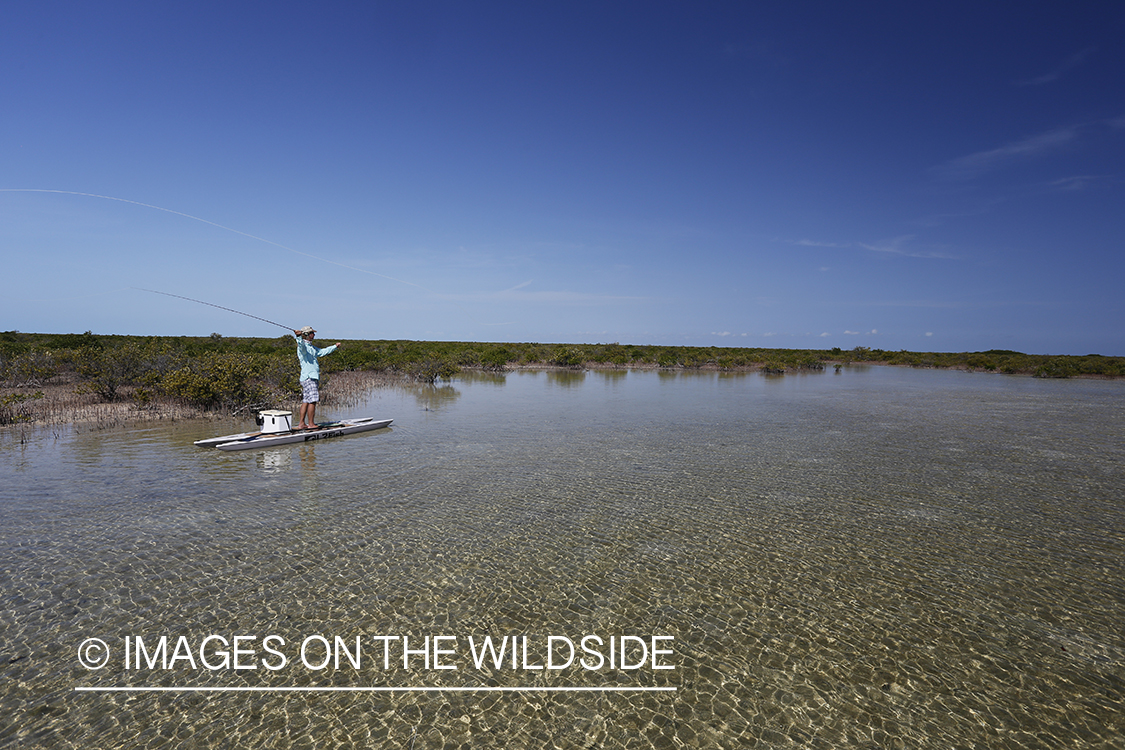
xmin=195 ymin=417 xmax=392 ymax=451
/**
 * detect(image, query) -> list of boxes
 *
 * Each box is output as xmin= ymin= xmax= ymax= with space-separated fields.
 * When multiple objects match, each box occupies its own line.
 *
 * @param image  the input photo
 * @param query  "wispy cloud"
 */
xmin=915 ymin=201 xmax=1005 ymax=227
xmin=1047 ymin=175 xmax=1102 ymax=192
xmin=933 ymin=126 xmax=1079 ymax=180
xmin=857 ymin=235 xmax=958 ymax=259
xmin=790 ymin=235 xmax=957 ymax=259
xmin=792 ymin=239 xmax=847 ymax=248
xmin=495 ymin=290 xmax=646 ymax=305
xmin=452 ymin=282 xmax=648 ymax=306
xmin=856 ymin=236 xmax=914 ymax=255
xmin=1016 ymin=47 xmax=1097 ymax=86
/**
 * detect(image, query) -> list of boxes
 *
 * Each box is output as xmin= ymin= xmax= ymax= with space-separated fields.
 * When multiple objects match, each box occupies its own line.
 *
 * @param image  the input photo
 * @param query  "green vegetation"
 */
xmin=1 ymin=332 xmax=304 ymax=414
xmin=1 ymin=331 xmax=1122 ymax=422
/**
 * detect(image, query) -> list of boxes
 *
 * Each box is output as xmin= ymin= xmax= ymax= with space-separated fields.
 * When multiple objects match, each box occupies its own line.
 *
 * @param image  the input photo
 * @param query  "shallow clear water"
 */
xmin=2 ymin=367 xmax=1123 ymax=748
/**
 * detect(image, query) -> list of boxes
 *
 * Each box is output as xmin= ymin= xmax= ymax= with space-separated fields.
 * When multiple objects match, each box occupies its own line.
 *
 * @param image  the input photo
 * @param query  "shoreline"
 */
xmin=3 ymin=361 xmax=1120 ymax=432
xmin=0 ymin=370 xmax=407 ymax=431
xmin=503 ymin=360 xmax=1125 ymax=379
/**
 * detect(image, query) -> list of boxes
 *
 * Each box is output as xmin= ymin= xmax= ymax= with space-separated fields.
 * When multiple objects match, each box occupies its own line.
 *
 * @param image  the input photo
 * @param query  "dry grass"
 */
xmin=1 ymin=378 xmax=203 ymax=429
xmin=319 ymin=370 xmax=409 ymax=409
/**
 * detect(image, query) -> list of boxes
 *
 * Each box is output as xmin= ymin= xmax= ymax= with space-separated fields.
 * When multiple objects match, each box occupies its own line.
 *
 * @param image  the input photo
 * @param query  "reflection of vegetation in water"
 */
xmin=413 ymin=383 xmax=461 ymax=412
xmin=546 ymin=370 xmax=587 ymax=388
xmin=456 ymin=371 xmax=507 ymax=388
xmin=597 ymin=368 xmax=628 ymax=379
xmin=593 ymin=369 xmax=629 ymax=388
xmin=1 ymin=331 xmax=1122 ymax=423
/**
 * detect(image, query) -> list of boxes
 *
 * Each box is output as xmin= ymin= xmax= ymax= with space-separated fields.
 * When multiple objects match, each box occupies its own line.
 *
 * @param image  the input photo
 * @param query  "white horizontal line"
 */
xmin=75 ymin=686 xmax=676 ymax=693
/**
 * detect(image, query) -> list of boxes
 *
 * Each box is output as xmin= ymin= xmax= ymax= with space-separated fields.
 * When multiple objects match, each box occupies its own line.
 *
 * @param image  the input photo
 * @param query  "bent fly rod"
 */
xmin=134 ymin=288 xmax=294 ymax=332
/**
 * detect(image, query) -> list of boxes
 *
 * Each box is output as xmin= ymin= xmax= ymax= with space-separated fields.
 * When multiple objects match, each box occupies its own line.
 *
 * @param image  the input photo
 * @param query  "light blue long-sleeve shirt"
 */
xmin=294 ymin=335 xmax=338 ymax=381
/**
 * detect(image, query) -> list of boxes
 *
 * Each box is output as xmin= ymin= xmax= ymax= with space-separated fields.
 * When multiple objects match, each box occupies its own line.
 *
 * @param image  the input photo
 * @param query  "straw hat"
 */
xmin=297 ymin=326 xmax=316 ymax=335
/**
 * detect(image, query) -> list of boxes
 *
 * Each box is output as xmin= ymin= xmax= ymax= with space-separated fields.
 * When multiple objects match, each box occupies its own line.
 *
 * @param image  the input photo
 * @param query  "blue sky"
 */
xmin=3 ymin=2 xmax=1123 ymax=355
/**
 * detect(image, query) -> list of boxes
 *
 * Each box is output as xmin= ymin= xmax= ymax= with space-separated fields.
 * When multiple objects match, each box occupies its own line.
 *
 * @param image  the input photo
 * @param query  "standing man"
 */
xmin=293 ymin=326 xmax=341 ymax=430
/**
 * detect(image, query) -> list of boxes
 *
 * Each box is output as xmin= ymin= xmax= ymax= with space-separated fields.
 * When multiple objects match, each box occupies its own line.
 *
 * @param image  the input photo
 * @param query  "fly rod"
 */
xmin=134 ymin=288 xmax=294 ymax=332
xmin=7 ymin=189 xmax=515 ymax=327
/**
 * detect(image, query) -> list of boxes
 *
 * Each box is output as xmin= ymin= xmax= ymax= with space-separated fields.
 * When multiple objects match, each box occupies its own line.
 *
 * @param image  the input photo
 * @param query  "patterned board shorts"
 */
xmin=300 ymin=378 xmax=320 ymax=403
